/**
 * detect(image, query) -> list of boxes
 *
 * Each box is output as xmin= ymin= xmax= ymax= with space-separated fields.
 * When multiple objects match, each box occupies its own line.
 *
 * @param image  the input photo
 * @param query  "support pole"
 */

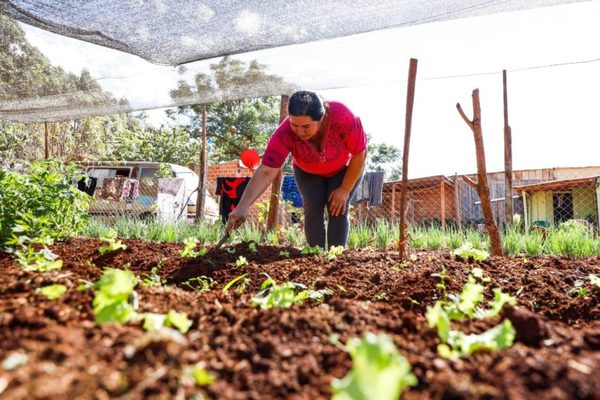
xmin=44 ymin=121 xmax=49 ymax=159
xmin=195 ymin=105 xmax=208 ymax=222
xmin=457 ymin=89 xmax=503 ymax=256
xmin=398 ymin=58 xmax=418 ymax=259
xmin=503 ymin=70 xmax=514 ymax=228
xmin=266 ymin=95 xmax=289 ymax=231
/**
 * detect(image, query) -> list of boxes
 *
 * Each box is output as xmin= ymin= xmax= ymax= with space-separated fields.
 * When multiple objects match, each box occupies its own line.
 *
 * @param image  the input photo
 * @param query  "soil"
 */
xmin=1 ymin=237 xmax=600 ymax=400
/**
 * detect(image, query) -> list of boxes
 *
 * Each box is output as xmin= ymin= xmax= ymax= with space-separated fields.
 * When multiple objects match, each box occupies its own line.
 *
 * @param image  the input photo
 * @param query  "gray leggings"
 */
xmin=293 ymin=166 xmax=363 ymax=248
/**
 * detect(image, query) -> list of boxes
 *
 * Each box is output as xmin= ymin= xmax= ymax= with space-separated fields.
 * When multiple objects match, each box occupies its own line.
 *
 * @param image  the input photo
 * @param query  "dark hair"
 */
xmin=288 ymin=90 xmax=325 ymax=121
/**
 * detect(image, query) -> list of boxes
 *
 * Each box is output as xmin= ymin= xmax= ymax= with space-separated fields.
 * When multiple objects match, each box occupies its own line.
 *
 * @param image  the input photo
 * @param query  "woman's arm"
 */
xmin=225 ymin=164 xmax=281 ymax=231
xmin=329 ymin=149 xmax=367 ymax=216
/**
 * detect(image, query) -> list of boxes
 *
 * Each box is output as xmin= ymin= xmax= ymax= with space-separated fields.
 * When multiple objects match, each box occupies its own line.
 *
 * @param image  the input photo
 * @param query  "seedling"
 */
xmin=182 ymin=276 xmax=216 ymax=292
xmin=179 ymin=238 xmax=207 ymax=258
xmin=471 ymin=267 xmax=491 ymax=284
xmin=184 ymin=362 xmax=216 ymax=386
xmin=251 ymin=274 xmax=332 ymax=309
xmin=93 ymin=268 xmax=138 ymax=324
xmin=141 ymin=310 xmax=192 ymax=334
xmin=225 ymin=247 xmax=236 ymax=255
xmin=14 ymin=245 xmax=63 ymax=272
xmin=98 ymin=230 xmax=127 ymax=255
xmin=452 ymin=242 xmax=489 ymax=262
xmin=374 ymin=292 xmax=388 ymax=301
xmin=37 ymin=284 xmax=67 ymax=300
xmin=301 ymin=245 xmax=322 ymax=255
xmin=326 ymin=245 xmax=344 ymax=261
xmin=142 ymin=260 xmax=166 ymax=287
xmin=437 ymin=320 xmax=516 ymax=360
xmin=279 ymin=250 xmax=290 ymax=258
xmin=331 ymin=332 xmax=417 ymax=400
xmin=222 ymin=273 xmax=250 ymax=293
xmin=569 ymin=280 xmax=588 ymax=297
xmin=235 ymin=256 xmax=249 ymax=268
xmin=248 ymin=242 xmax=258 ymax=253
xmin=431 ymin=266 xmax=449 ymax=302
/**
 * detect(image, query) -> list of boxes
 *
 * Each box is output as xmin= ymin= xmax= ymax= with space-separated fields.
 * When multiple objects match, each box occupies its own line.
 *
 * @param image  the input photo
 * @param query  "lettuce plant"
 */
xmin=93 ymin=268 xmax=138 ymax=324
xmin=179 ymin=237 xmax=207 ymax=258
xmin=591 ymin=274 xmax=600 ymax=289
xmin=331 ymin=332 xmax=417 ymax=400
xmin=98 ymin=230 xmax=127 ymax=255
xmin=326 ymin=245 xmax=344 ymax=261
xmin=222 ymin=273 xmax=250 ymax=293
xmin=452 ymin=242 xmax=489 ymax=262
xmin=251 ymin=274 xmax=332 ymax=309
xmin=37 ymin=284 xmax=67 ymax=300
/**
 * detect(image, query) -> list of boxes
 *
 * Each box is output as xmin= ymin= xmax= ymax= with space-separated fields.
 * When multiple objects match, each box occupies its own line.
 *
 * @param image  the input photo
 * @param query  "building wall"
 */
xmin=529 ymin=191 xmax=553 ymax=224
xmin=573 ymin=187 xmax=597 ymax=221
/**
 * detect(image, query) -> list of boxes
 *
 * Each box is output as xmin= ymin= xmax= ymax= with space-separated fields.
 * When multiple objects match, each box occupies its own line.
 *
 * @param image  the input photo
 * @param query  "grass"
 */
xmin=81 ymin=216 xmax=600 ymax=258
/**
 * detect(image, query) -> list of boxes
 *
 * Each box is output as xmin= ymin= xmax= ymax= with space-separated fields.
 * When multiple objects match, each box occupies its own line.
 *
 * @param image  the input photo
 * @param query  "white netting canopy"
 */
xmin=0 ymin=0 xmax=591 ymax=122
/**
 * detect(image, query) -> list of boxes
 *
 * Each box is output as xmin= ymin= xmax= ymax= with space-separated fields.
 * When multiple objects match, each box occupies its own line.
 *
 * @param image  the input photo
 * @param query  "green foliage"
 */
xmin=426 ymin=272 xmax=517 ymax=359
xmin=235 ymin=256 xmax=249 ymax=267
xmin=248 ymin=242 xmax=258 ymax=253
xmin=348 ymin=222 xmax=371 ymax=249
xmin=326 ymin=245 xmax=344 ymax=261
xmin=568 ymin=279 xmax=588 ymax=297
xmin=98 ymin=230 xmax=127 ymax=255
xmin=251 ymin=274 xmax=332 ymax=309
xmin=222 ymin=273 xmax=250 ymax=293
xmin=37 ymin=284 xmax=67 ymax=300
xmin=301 ymin=245 xmax=323 ymax=255
xmin=170 ymin=57 xmax=286 ymax=163
xmin=142 ymin=310 xmax=192 ymax=334
xmin=437 ymin=320 xmax=516 ymax=359
xmin=93 ymin=268 xmax=138 ymax=324
xmin=331 ymin=332 xmax=417 ymax=400
xmin=366 ymin=137 xmax=402 ymax=181
xmin=374 ymin=219 xmax=393 ymax=249
xmin=452 ymin=242 xmax=489 ymax=262
xmin=544 ymin=223 xmax=597 ymax=258
xmin=179 ymin=237 xmax=207 ymax=258
xmin=182 ymin=276 xmax=216 ymax=292
xmin=184 ymin=362 xmax=216 ymax=386
xmin=0 ymin=160 xmax=90 ymax=244
xmin=279 ymin=250 xmax=290 ymax=258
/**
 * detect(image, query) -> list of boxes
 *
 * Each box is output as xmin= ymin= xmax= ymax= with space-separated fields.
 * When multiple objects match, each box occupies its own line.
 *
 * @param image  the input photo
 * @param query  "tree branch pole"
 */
xmin=398 ymin=58 xmax=418 ymax=259
xmin=456 ymin=89 xmax=503 ymax=256
xmin=503 ymin=70 xmax=514 ymax=226
xmin=44 ymin=121 xmax=49 ymax=159
xmin=195 ymin=104 xmax=207 ymax=222
xmin=266 ymin=95 xmax=289 ymax=232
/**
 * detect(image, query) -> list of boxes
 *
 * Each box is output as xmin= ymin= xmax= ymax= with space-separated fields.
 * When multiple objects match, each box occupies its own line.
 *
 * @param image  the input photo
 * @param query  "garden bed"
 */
xmin=1 ymin=237 xmax=599 ymax=399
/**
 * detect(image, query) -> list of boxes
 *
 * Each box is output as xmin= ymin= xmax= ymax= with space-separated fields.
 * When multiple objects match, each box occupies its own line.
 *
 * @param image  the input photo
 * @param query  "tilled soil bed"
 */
xmin=1 ymin=237 xmax=600 ymax=399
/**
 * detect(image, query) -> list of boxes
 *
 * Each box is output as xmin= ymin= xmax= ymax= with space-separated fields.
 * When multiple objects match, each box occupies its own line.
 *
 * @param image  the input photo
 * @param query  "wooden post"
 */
xmin=454 ymin=173 xmax=462 ymax=231
xmin=503 ymin=70 xmax=514 ymax=228
xmin=440 ymin=176 xmax=446 ymax=230
xmin=456 ymin=89 xmax=503 ymax=256
xmin=266 ymin=95 xmax=289 ymax=231
xmin=398 ymin=58 xmax=418 ymax=259
xmin=44 ymin=121 xmax=49 ymax=159
xmin=195 ymin=105 xmax=208 ymax=222
xmin=391 ymin=183 xmax=396 ymax=220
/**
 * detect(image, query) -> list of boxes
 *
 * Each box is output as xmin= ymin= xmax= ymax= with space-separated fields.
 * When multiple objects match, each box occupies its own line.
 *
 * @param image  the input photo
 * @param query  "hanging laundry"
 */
xmin=97 ymin=177 xmax=127 ymax=201
xmin=281 ymin=175 xmax=303 ymax=208
xmin=215 ymin=177 xmax=250 ymax=223
xmin=77 ymin=176 xmax=97 ymax=196
xmin=122 ymin=179 xmax=140 ymax=201
xmin=350 ymin=171 xmax=385 ymax=207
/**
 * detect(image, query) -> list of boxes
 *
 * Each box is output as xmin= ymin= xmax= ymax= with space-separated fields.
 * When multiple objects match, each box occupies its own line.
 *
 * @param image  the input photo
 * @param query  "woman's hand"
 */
xmin=225 ymin=206 xmax=249 ymax=232
xmin=328 ymin=187 xmax=350 ymax=217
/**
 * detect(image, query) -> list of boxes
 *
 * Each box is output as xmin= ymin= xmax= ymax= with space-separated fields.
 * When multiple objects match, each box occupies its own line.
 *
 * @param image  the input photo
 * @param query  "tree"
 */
xmin=170 ymin=57 xmax=293 ymax=164
xmin=366 ymin=136 xmax=402 ymax=181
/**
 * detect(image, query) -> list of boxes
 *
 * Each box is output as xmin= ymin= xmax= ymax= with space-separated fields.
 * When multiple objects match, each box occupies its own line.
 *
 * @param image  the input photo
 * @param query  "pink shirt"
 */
xmin=262 ymin=101 xmax=367 ymax=177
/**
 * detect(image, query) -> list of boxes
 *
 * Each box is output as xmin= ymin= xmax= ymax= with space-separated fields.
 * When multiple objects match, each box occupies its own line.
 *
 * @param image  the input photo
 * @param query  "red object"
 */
xmin=240 ymin=149 xmax=260 ymax=169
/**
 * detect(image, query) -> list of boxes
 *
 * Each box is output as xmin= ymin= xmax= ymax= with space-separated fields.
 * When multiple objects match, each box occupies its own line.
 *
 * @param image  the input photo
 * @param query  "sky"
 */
xmin=19 ymin=0 xmax=600 ymax=178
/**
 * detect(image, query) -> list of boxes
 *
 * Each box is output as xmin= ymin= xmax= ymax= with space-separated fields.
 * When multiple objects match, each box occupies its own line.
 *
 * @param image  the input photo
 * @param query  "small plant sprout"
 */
xmin=98 ymin=230 xmax=127 ymax=255
xmin=142 ymin=261 xmax=166 ymax=287
xmin=569 ymin=280 xmax=588 ymax=297
xmin=326 ymin=245 xmax=344 ymax=261
xmin=437 ymin=320 xmax=516 ymax=360
xmin=15 ymin=245 xmax=63 ymax=272
xmin=225 ymin=247 xmax=236 ymax=255
xmin=222 ymin=273 xmax=250 ymax=293
xmin=590 ymin=274 xmax=600 ymax=289
xmin=184 ymin=362 xmax=216 ymax=387
xmin=431 ymin=266 xmax=449 ymax=302
xmin=279 ymin=250 xmax=290 ymax=258
xmin=471 ymin=267 xmax=491 ymax=284
xmin=179 ymin=237 xmax=207 ymax=258
xmin=235 ymin=256 xmax=249 ymax=268
xmin=452 ymin=242 xmax=489 ymax=262
xmin=37 ymin=284 xmax=67 ymax=300
xmin=251 ymin=274 xmax=332 ymax=309
xmin=182 ymin=276 xmax=216 ymax=292
xmin=93 ymin=268 xmax=138 ymax=324
xmin=331 ymin=332 xmax=417 ymax=400
xmin=301 ymin=245 xmax=323 ymax=255
xmin=248 ymin=242 xmax=258 ymax=253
